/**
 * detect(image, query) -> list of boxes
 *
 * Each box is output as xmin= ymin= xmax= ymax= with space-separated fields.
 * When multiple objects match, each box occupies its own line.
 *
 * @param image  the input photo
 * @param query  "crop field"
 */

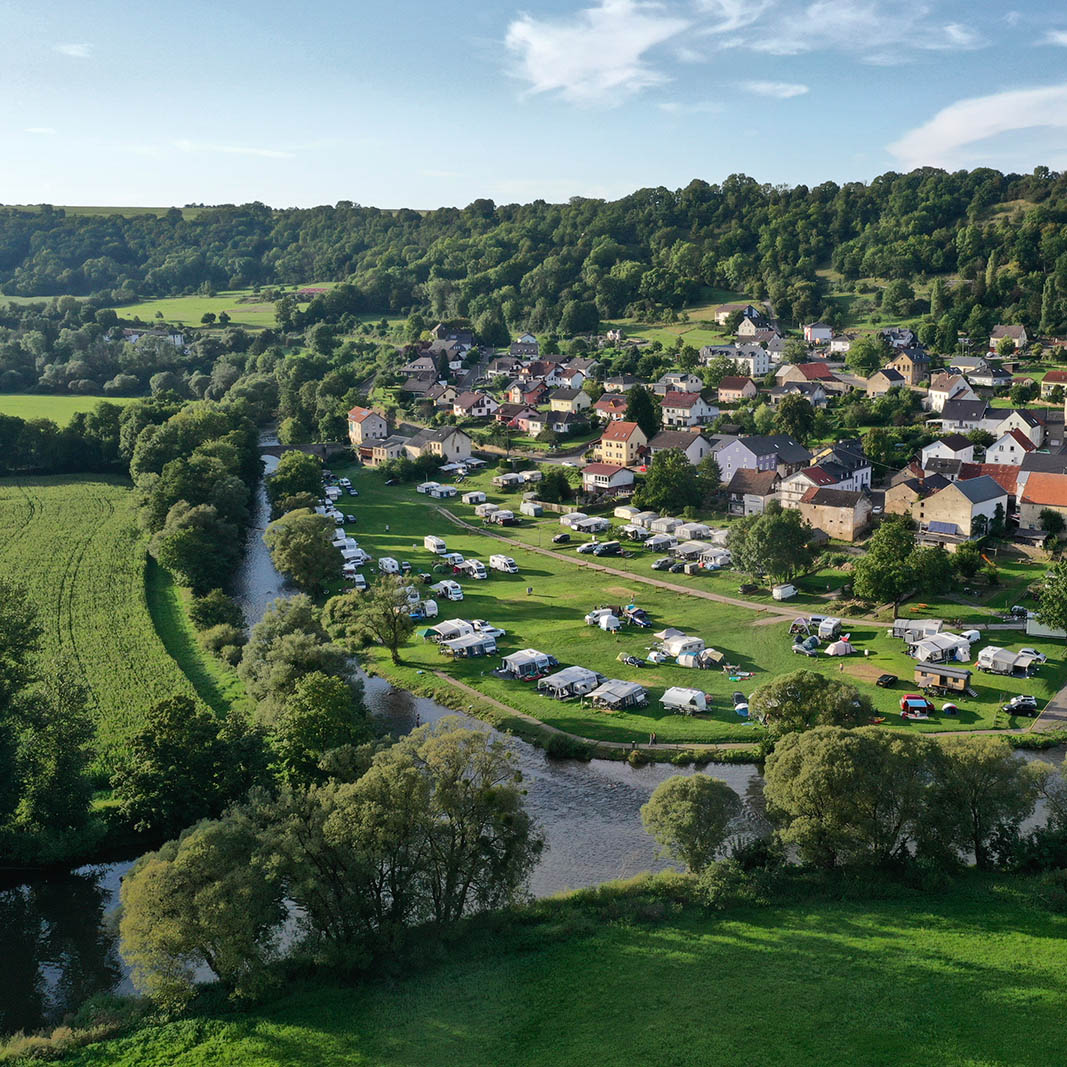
xmin=329 ymin=464 xmax=1061 ymax=743
xmin=0 ymin=476 xmax=241 ymax=762
xmin=61 ymin=879 xmax=1067 ymax=1067
xmin=0 ymin=393 xmax=134 ymax=425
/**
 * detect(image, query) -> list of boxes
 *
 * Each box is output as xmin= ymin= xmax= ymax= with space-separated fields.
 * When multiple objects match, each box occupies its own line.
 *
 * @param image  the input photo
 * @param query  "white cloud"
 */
xmin=504 ymin=0 xmax=690 ymax=106
xmin=693 ymin=0 xmax=771 ymax=33
xmin=741 ymin=79 xmax=809 ymax=98
xmin=25 ymin=127 xmax=57 ymax=135
xmin=888 ymin=82 xmax=1067 ymax=169
xmin=1045 ymin=29 xmax=1067 ymax=46
xmin=173 ymin=139 xmax=294 ymax=159
xmin=658 ymin=99 xmax=724 ymax=113
xmin=54 ymin=43 xmax=91 ymax=58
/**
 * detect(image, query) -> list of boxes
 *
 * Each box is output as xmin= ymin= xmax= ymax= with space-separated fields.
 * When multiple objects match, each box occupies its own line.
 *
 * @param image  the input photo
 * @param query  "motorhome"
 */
xmin=378 ymin=557 xmax=400 ymax=574
xmin=430 ymin=579 xmax=464 ymax=601
xmin=461 ymin=559 xmax=487 ymax=580
xmin=424 ymin=535 xmax=447 ymax=554
xmin=490 ymin=554 xmax=519 ymax=574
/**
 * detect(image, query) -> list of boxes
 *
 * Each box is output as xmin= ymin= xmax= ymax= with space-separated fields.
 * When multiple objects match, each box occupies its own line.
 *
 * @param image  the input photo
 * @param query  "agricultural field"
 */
xmin=109 ymin=290 xmax=281 ymax=330
xmin=60 ymin=878 xmax=1067 ymax=1067
xmin=329 ymin=464 xmax=1061 ymax=743
xmin=0 ymin=393 xmax=133 ymax=425
xmin=0 ymin=476 xmax=243 ymax=763
xmin=7 ymin=205 xmax=207 ymax=219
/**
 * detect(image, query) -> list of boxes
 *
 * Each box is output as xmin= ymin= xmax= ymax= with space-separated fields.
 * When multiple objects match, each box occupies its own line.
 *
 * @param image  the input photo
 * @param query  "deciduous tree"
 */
xmin=641 ymin=775 xmax=742 ymax=872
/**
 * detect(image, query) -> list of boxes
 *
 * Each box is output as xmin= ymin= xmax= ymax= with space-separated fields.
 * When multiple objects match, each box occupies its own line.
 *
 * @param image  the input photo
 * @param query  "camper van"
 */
xmin=378 ymin=557 xmax=400 ymax=574
xmin=661 ymin=687 xmax=708 ymax=715
xmin=490 ymin=554 xmax=519 ymax=574
xmin=772 ymin=583 xmax=797 ymax=601
xmin=345 ymin=571 xmax=368 ymax=591
xmin=430 ymin=579 xmax=464 ymax=601
xmin=461 ymin=559 xmax=488 ymax=580
xmin=441 ymin=552 xmax=465 ymax=567
xmin=424 ymin=535 xmax=447 ymax=555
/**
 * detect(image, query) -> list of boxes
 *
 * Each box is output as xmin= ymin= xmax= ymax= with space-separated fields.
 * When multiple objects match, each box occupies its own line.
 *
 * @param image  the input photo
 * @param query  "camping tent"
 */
xmin=538 ymin=666 xmax=604 ymax=699
xmin=910 ymin=633 xmax=970 ymax=663
xmin=653 ymin=628 xmax=684 ymax=640
xmin=500 ymin=648 xmax=556 ymax=679
xmin=825 ymin=640 xmax=855 ymax=656
xmin=440 ymin=633 xmax=497 ymax=657
xmin=662 ymin=635 xmax=706 ymax=657
xmin=427 ymin=619 xmax=473 ymax=642
xmin=586 ymin=680 xmax=648 ymax=709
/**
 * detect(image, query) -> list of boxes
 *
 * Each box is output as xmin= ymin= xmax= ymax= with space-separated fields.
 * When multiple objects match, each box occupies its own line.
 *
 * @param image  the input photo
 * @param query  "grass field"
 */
xmin=110 ymin=291 xmax=281 ymax=330
xmin=330 ymin=464 xmax=1058 ymax=743
xmin=0 ymin=476 xmax=245 ymax=762
xmin=0 ymin=393 xmax=134 ymax=425
xmin=59 ymin=877 xmax=1067 ymax=1067
xmin=6 ymin=205 xmax=207 ymax=219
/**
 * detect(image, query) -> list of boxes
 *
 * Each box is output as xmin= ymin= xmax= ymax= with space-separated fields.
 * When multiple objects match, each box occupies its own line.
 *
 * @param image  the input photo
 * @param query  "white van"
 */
xmin=771 ymin=583 xmax=797 ymax=601
xmin=348 ymin=573 xmax=369 ymax=592
xmin=490 ymin=554 xmax=519 ymax=574
xmin=441 ymin=552 xmax=465 ymax=567
xmin=430 ymin=579 xmax=464 ymax=601
xmin=378 ymin=557 xmax=400 ymax=574
xmin=462 ymin=559 xmax=488 ymax=580
xmin=424 ymin=535 xmax=447 ymax=554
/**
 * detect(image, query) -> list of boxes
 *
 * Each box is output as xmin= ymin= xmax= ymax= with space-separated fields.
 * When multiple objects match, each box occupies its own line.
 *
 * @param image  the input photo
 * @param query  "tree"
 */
xmin=967 ymin=429 xmax=995 ymax=450
xmin=781 ymin=337 xmax=809 ymax=364
xmin=151 ymin=502 xmax=240 ymax=595
xmin=773 ymin=394 xmax=815 ymax=443
xmin=266 ymin=451 xmax=321 ymax=510
xmin=634 ymin=449 xmax=700 ymax=512
xmin=641 ymin=775 xmax=742 ymax=872
xmin=1040 ymin=508 xmax=1065 ymax=539
xmin=952 ymin=542 xmax=983 ymax=580
xmin=928 ymin=736 xmax=1052 ymax=869
xmin=997 ymin=336 xmax=1016 ymax=357
xmin=264 ymin=509 xmax=340 ymax=592
xmin=200 ymin=312 xmax=216 ymax=326
xmin=344 ymin=575 xmax=415 ymax=665
xmin=909 ymin=546 xmax=954 ymax=598
xmin=189 ymin=588 xmax=245 ymax=632
xmin=1037 ymin=560 xmax=1067 ymax=633
xmin=696 ymin=453 xmax=722 ymax=506
xmin=764 ymin=727 xmax=933 ymax=868
xmin=120 ymin=814 xmax=285 ymax=1010
xmin=851 ymin=516 xmax=917 ymax=617
xmin=749 ymin=669 xmax=872 ymax=738
xmin=624 ymin=385 xmax=659 ymax=440
xmin=538 ymin=466 xmax=574 ymax=505
xmin=845 ymin=333 xmax=890 ymax=376
xmin=726 ymin=502 xmax=813 ymax=582
xmin=1010 ymin=380 xmax=1037 ymax=406
xmin=273 ymin=671 xmax=366 ymax=785
xmin=0 ymin=580 xmax=43 ymax=711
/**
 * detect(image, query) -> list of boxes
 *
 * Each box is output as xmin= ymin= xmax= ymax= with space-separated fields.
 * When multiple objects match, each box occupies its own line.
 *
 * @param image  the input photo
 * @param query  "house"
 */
xmin=521 ymin=360 xmax=564 ymax=386
xmin=1019 ymin=473 xmax=1067 ymax=531
xmin=452 ymin=391 xmax=498 ymax=419
xmin=714 ymin=302 xmax=761 ymax=326
xmin=716 ymin=435 xmax=812 ymax=484
xmin=990 ymin=324 xmax=1028 ymax=351
xmin=885 ymin=477 xmax=933 ymax=516
xmin=799 ymin=487 xmax=872 ymax=542
xmin=803 ymin=322 xmax=833 ymax=344
xmin=557 ymin=367 xmax=586 ymax=390
xmin=882 ymin=326 xmax=917 ymax=350
xmin=726 ymin=469 xmax=781 ymax=516
xmin=400 ymin=374 xmax=438 ymax=398
xmin=548 ymin=387 xmax=591 ymax=414
xmin=510 ymin=340 xmax=539 ymax=359
xmin=921 ymin=435 xmax=975 ymax=467
xmin=768 ymin=382 xmax=828 ymax=409
xmin=581 ymin=463 xmax=635 ymax=495
xmin=1041 ymin=370 xmax=1067 ymax=398
xmin=912 ymin=476 xmax=1008 ymax=541
xmin=994 ymin=409 xmax=1044 ymax=447
xmin=653 ymin=371 xmax=704 ymax=396
xmin=593 ymin=394 xmax=628 ymax=421
xmin=737 ymin=307 xmax=772 ymax=337
xmin=969 ymin=363 xmax=1013 ymax=389
xmin=516 ymin=332 xmax=537 ymax=345
xmin=400 ymin=355 xmax=439 ymax=376
xmin=956 ymin=463 xmax=1019 ymax=501
xmin=809 ymin=439 xmax=872 ymax=490
xmin=866 ymin=368 xmax=907 ymax=398
xmin=346 ymin=405 xmax=388 ymax=447
xmin=928 ymin=373 xmax=976 ymax=413
xmin=368 ymin=434 xmax=411 ymax=466
xmin=546 ymin=411 xmax=585 ymax=435
xmin=914 ymin=663 xmax=973 ymax=693
xmin=661 ymin=391 xmax=718 ymax=427
xmin=717 ymin=376 xmax=757 ymax=404
xmin=425 ymin=383 xmax=458 ymax=410
xmin=598 ymin=421 xmax=647 ymax=466
xmin=495 ymin=402 xmax=531 ymax=425
xmin=488 ymin=355 xmax=522 ymax=377
xmin=830 ymin=332 xmax=857 ymax=355
xmin=986 ymin=428 xmax=1036 ymax=466
xmin=936 ymin=398 xmax=989 ymax=434
xmin=780 ymin=443 xmax=872 ymax=510
xmin=510 ymin=409 xmax=541 ymax=434
xmin=603 ymin=375 xmax=640 ymax=393
xmin=729 ymin=344 xmax=772 ymax=378
xmin=775 ymin=362 xmax=836 ymax=386
xmin=887 ymin=347 xmax=930 ymax=386
xmin=506 ymin=379 xmax=548 ymax=407
xmin=647 ymin=430 xmax=714 ymax=466
xmin=404 ymin=426 xmax=473 ymax=463
xmin=430 ymin=323 xmax=474 ymax=346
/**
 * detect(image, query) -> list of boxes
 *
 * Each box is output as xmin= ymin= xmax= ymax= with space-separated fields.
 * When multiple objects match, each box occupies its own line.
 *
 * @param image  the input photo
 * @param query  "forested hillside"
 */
xmin=3 ymin=168 xmax=1067 ymax=336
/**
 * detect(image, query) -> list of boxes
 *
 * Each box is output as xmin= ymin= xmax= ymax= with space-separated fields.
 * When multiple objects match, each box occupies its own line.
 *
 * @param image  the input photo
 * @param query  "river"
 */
xmin=0 ymin=450 xmax=767 ymax=1036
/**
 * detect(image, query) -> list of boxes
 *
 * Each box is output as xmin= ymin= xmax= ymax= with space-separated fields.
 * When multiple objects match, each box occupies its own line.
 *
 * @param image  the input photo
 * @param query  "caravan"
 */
xmin=661 ymin=687 xmax=708 ymax=715
xmin=460 ymin=559 xmax=487 ymax=580
xmin=378 ymin=557 xmax=400 ymax=574
xmin=489 ymin=554 xmax=519 ymax=574
xmin=424 ymin=535 xmax=447 ymax=555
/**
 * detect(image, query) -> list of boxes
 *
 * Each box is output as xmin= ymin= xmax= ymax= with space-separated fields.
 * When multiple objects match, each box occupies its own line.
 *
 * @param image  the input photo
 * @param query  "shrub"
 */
xmin=543 ymin=733 xmax=592 ymax=761
xmin=198 ymin=623 xmax=247 ymax=664
xmin=698 ymin=859 xmax=772 ymax=910
xmin=670 ymin=750 xmax=695 ymax=766
xmin=627 ymin=748 xmax=650 ymax=767
xmin=189 ymin=589 xmax=245 ymax=632
xmin=1037 ymin=869 xmax=1067 ymax=913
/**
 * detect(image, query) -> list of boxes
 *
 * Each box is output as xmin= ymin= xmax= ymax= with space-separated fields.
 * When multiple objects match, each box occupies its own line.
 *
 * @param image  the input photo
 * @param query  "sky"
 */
xmin=1 ymin=0 xmax=1066 ymax=209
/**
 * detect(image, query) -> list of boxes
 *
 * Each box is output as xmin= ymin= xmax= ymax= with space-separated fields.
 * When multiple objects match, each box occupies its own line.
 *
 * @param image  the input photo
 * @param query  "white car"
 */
xmin=471 ymin=620 xmax=506 ymax=639
xmin=1018 ymin=648 xmax=1048 ymax=664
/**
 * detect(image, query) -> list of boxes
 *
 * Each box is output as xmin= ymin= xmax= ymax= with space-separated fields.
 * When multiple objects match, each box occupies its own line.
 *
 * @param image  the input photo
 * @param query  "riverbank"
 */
xmin=19 ymin=871 xmax=1067 ymax=1067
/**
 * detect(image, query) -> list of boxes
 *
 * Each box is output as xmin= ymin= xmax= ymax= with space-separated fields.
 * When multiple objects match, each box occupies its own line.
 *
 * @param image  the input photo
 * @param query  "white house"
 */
xmin=660 ymin=391 xmax=719 ymax=428
xmin=994 ymin=409 xmax=1044 ymax=448
xmin=986 ymin=428 xmax=1037 ymax=466
xmin=731 ymin=344 xmax=772 ymax=378
xmin=581 ymin=463 xmax=634 ymax=494
xmin=347 ymin=405 xmax=388 ymax=447
xmin=921 ymin=435 xmax=975 ymax=467
xmin=803 ymin=322 xmax=833 ymax=344
xmin=647 ymin=430 xmax=714 ymax=466
xmin=927 ymin=374 xmax=976 ymax=414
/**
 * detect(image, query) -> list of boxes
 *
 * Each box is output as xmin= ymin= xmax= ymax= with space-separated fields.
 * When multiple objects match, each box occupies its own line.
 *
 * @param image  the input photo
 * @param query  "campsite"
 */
xmin=326 ymin=461 xmax=1065 ymax=744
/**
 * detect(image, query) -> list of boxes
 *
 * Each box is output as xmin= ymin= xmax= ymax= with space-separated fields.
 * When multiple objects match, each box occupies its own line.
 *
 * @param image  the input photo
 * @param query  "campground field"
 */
xmin=0 ymin=393 xmax=133 ymax=425
xmin=331 ymin=463 xmax=1061 ymax=743
xmin=58 ymin=877 xmax=1067 ymax=1067
xmin=0 ymin=475 xmax=245 ymax=764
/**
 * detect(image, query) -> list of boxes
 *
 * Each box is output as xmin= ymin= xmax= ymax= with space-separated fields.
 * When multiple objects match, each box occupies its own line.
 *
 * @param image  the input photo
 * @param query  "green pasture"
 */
xmin=331 ymin=464 xmax=1059 ymax=742
xmin=61 ymin=879 xmax=1067 ymax=1067
xmin=0 ymin=393 xmax=134 ymax=425
xmin=110 ymin=290 xmax=280 ymax=330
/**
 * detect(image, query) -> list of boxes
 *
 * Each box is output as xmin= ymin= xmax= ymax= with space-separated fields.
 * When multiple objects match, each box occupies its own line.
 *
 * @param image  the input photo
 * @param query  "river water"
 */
xmin=0 ymin=450 xmax=766 ymax=1035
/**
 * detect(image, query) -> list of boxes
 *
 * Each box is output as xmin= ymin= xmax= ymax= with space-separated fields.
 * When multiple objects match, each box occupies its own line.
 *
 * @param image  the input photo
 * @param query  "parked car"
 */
xmin=576 ymin=541 xmax=599 ymax=554
xmin=791 ymin=644 xmax=817 ymax=657
xmin=876 ymin=674 xmax=898 ymax=688
xmin=552 ymin=533 xmax=571 ymax=544
xmin=732 ymin=691 xmax=746 ymax=706
xmin=344 ymin=514 xmax=356 ymax=523
xmin=1002 ymin=695 xmax=1038 ymax=714
xmin=738 ymin=583 xmax=758 ymax=595
xmin=347 ymin=488 xmax=359 ymax=496
xmin=1018 ymin=648 xmax=1048 ymax=664
xmin=651 ymin=558 xmax=671 ymax=571
xmin=592 ymin=541 xmax=621 ymax=557
xmin=668 ymin=561 xmax=685 ymax=574
xmin=384 ymin=478 xmax=398 ymax=486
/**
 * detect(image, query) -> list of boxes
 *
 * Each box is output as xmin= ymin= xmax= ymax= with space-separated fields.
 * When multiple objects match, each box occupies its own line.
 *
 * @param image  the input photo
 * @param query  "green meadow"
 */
xmin=0 ymin=393 xmax=134 ymax=425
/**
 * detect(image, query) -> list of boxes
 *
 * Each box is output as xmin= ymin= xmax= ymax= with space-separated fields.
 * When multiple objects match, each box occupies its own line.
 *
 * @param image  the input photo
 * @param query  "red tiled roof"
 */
xmin=797 ymin=362 xmax=835 ymax=380
xmin=797 ymin=464 xmax=839 ymax=486
xmin=601 ymin=421 xmax=642 ymax=441
xmin=662 ymin=390 xmax=704 ymax=408
xmin=1020 ymin=472 xmax=1067 ymax=507
xmin=1043 ymin=370 xmax=1067 ymax=384
xmin=958 ymin=463 xmax=1019 ymax=495
xmin=1004 ymin=428 xmax=1036 ymax=452
xmin=348 ymin=406 xmax=379 ymax=422
xmin=718 ymin=376 xmax=754 ymax=391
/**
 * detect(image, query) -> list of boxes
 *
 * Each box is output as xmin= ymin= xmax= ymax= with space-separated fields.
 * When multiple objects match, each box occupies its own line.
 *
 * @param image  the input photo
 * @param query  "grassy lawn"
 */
xmin=109 ymin=290 xmax=281 ymax=330
xmin=61 ymin=878 xmax=1067 ymax=1067
xmin=0 ymin=392 xmax=134 ymax=424
xmin=332 ymin=464 xmax=1060 ymax=741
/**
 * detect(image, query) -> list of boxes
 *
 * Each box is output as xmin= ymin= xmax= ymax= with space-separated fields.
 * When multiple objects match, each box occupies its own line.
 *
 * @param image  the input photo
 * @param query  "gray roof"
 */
xmin=736 ymin=435 xmax=812 ymax=465
xmin=940 ymin=399 xmax=988 ymax=422
xmin=1022 ymin=453 xmax=1067 ymax=474
xmin=649 ymin=430 xmax=710 ymax=451
xmin=953 ymin=475 xmax=1007 ymax=504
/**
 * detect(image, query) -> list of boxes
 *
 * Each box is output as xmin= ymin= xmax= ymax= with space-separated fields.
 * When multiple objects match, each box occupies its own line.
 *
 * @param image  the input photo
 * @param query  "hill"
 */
xmin=49 ymin=874 xmax=1067 ymax=1067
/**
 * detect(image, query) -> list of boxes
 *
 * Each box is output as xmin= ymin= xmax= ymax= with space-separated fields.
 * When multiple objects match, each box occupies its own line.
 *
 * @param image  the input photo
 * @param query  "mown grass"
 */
xmin=332 ymin=465 xmax=1059 ymax=741
xmin=0 ymin=476 xmax=239 ymax=764
xmin=0 ymin=393 xmax=134 ymax=425
xmin=56 ymin=876 xmax=1067 ymax=1067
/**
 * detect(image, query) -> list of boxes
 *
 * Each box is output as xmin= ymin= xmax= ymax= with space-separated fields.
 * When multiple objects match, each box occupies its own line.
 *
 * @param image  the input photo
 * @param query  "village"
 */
xmin=312 ymin=306 xmax=1067 ymax=747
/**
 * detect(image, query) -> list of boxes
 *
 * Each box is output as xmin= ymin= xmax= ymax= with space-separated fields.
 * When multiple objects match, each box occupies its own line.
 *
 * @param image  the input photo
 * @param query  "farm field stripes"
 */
xmin=0 ymin=476 xmax=202 ymax=762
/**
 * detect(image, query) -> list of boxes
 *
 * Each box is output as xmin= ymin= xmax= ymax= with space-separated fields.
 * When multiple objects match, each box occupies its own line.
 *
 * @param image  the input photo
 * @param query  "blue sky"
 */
xmin=2 ymin=0 xmax=1066 ymax=208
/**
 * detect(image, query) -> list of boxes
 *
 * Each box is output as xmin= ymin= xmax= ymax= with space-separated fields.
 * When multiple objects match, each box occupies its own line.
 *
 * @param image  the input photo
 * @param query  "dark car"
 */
xmin=592 ymin=541 xmax=621 ymax=557
xmin=400 ymin=561 xmax=412 ymax=574
xmin=732 ymin=691 xmax=746 ymax=706
xmin=344 ymin=514 xmax=356 ymax=523
xmin=668 ymin=561 xmax=685 ymax=573
xmin=347 ymin=488 xmax=359 ymax=496
xmin=552 ymin=533 xmax=571 ymax=544
xmin=738 ymin=583 xmax=758 ymax=595
xmin=876 ymin=674 xmax=898 ymax=688
xmin=384 ymin=478 xmax=398 ymax=486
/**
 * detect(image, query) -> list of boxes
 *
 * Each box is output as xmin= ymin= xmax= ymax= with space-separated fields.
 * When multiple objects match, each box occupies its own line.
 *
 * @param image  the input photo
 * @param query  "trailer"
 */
xmin=538 ymin=666 xmax=605 ymax=699
xmin=914 ymin=661 xmax=973 ymax=694
xmin=440 ymin=632 xmax=498 ymax=658
xmin=461 ymin=491 xmax=487 ymax=505
xmin=585 ymin=680 xmax=648 ymax=710
xmin=661 ymin=687 xmax=708 ymax=715
xmin=424 ymin=535 xmax=447 ymax=554
xmin=499 ymin=648 xmax=558 ymax=680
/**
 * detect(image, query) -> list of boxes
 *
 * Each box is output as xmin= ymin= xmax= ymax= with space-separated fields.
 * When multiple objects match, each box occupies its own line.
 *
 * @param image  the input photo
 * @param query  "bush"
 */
xmin=198 ymin=623 xmax=247 ymax=664
xmin=670 ymin=750 xmax=695 ymax=766
xmin=189 ymin=589 xmax=245 ymax=632
xmin=627 ymin=748 xmax=650 ymax=767
xmin=698 ymin=859 xmax=773 ymax=910
xmin=1037 ymin=869 xmax=1067 ymax=913
xmin=544 ymin=733 xmax=592 ymax=761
